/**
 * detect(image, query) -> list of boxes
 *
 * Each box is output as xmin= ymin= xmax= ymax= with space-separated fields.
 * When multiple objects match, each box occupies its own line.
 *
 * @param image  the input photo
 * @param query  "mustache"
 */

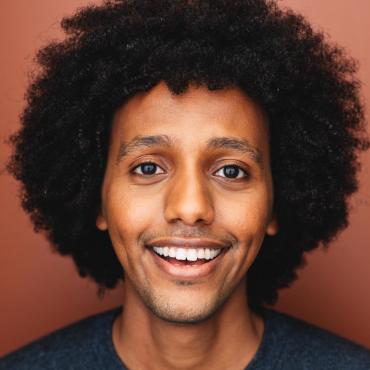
xmin=141 ymin=227 xmax=237 ymax=247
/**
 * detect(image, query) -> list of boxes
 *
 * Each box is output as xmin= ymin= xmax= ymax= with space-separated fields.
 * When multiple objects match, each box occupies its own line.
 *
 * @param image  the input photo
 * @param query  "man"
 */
xmin=2 ymin=0 xmax=370 ymax=369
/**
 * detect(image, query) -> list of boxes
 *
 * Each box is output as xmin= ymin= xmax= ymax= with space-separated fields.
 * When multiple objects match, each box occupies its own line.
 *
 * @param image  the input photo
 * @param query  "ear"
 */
xmin=266 ymin=214 xmax=278 ymax=236
xmin=96 ymin=208 xmax=108 ymax=231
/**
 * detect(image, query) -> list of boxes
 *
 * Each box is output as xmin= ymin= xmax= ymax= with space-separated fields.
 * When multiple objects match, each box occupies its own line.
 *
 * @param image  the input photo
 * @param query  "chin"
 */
xmin=151 ymin=304 xmax=218 ymax=325
xmin=144 ymin=291 xmax=229 ymax=325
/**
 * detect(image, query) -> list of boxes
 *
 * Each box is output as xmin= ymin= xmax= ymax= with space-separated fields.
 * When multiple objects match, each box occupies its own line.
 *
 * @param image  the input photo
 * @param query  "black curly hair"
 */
xmin=7 ymin=0 xmax=369 ymax=313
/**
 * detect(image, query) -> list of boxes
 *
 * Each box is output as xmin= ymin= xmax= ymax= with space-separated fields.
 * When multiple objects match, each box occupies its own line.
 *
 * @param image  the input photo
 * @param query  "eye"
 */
xmin=131 ymin=162 xmax=165 ymax=176
xmin=130 ymin=162 xmax=249 ymax=180
xmin=214 ymin=164 xmax=249 ymax=180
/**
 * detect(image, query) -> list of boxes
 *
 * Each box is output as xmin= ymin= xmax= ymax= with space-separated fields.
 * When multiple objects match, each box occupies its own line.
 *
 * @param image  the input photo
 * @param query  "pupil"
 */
xmin=142 ymin=163 xmax=156 ymax=175
xmin=224 ymin=165 xmax=239 ymax=178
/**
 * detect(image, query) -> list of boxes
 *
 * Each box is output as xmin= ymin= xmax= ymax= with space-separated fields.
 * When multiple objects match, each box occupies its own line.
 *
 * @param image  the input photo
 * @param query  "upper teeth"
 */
xmin=152 ymin=246 xmax=222 ymax=261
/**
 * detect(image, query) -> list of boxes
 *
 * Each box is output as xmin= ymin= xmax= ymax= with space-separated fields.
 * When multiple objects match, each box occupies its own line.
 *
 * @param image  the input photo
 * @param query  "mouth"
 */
xmin=146 ymin=245 xmax=230 ymax=279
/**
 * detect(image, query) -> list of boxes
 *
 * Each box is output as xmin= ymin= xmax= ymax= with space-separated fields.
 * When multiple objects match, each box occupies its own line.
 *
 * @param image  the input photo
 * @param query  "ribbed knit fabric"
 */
xmin=1 ymin=306 xmax=369 ymax=369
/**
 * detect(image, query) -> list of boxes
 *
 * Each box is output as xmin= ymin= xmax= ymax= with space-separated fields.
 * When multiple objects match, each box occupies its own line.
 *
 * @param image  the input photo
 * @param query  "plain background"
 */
xmin=0 ymin=0 xmax=369 ymax=356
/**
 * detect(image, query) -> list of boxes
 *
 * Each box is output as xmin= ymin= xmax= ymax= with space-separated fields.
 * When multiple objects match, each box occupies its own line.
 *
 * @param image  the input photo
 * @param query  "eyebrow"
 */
xmin=117 ymin=134 xmax=262 ymax=165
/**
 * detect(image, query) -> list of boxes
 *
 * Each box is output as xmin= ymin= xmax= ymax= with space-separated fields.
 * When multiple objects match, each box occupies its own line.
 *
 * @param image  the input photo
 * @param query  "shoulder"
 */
xmin=0 ymin=306 xmax=122 ymax=370
xmin=264 ymin=309 xmax=370 ymax=370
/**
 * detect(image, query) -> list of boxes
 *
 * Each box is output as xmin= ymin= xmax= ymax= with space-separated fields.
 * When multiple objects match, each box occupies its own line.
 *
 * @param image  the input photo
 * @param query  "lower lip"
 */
xmin=148 ymin=247 xmax=229 ymax=280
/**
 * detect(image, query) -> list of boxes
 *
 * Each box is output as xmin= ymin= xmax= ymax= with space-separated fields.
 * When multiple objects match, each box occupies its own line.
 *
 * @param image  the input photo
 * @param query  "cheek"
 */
xmin=216 ymin=188 xmax=272 ymax=243
xmin=104 ymin=182 xmax=162 ymax=248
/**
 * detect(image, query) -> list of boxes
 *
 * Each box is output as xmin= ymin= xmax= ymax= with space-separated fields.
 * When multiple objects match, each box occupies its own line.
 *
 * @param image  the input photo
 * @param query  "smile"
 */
xmin=152 ymin=246 xmax=222 ymax=262
xmin=147 ymin=245 xmax=230 ymax=279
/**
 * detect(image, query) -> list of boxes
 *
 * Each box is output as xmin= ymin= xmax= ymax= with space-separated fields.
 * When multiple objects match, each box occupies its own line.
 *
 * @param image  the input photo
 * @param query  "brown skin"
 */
xmin=96 ymin=81 xmax=278 ymax=370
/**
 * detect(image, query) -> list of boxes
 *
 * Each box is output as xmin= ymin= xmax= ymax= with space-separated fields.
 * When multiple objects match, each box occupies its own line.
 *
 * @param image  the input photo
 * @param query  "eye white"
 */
xmin=132 ymin=162 xmax=165 ymax=175
xmin=214 ymin=165 xmax=247 ymax=179
xmin=132 ymin=162 xmax=247 ymax=179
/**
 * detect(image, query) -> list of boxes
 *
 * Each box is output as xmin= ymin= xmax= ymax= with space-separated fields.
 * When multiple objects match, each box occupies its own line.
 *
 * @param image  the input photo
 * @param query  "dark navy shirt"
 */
xmin=1 ymin=306 xmax=370 ymax=369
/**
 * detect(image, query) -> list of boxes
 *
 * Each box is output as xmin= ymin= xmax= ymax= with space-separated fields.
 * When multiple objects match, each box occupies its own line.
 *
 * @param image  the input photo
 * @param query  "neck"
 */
xmin=113 ymin=281 xmax=265 ymax=370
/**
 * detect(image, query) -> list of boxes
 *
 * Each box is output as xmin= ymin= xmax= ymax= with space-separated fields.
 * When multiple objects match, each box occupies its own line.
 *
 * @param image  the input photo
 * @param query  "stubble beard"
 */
xmin=129 ymin=275 xmax=238 ymax=325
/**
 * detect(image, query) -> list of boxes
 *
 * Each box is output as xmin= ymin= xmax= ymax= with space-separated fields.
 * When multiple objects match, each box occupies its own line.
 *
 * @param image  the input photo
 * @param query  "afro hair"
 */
xmin=7 ymin=0 xmax=369 ymax=313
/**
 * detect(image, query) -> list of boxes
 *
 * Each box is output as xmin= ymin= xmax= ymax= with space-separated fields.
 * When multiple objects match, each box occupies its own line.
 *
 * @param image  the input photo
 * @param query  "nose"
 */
xmin=164 ymin=166 xmax=215 ymax=226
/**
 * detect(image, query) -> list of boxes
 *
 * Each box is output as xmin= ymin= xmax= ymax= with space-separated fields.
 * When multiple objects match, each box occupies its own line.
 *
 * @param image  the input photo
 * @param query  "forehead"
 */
xmin=110 ymin=81 xmax=269 ymax=154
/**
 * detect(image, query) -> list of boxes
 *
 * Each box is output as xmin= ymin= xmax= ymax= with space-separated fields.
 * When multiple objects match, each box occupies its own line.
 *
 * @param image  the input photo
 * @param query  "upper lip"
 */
xmin=146 ymin=238 xmax=230 ymax=250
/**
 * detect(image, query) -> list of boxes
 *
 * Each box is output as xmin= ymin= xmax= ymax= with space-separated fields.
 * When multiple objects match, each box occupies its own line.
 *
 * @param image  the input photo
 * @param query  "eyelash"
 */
xmin=130 ymin=161 xmax=250 ymax=181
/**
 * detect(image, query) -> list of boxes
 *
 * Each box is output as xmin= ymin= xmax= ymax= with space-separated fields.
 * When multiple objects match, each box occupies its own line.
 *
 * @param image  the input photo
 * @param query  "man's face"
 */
xmin=97 ymin=81 xmax=278 ymax=323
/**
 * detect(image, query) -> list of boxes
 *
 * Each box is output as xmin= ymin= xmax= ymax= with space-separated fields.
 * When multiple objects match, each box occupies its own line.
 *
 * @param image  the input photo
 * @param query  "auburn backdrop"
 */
xmin=0 ymin=0 xmax=369 ymax=356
